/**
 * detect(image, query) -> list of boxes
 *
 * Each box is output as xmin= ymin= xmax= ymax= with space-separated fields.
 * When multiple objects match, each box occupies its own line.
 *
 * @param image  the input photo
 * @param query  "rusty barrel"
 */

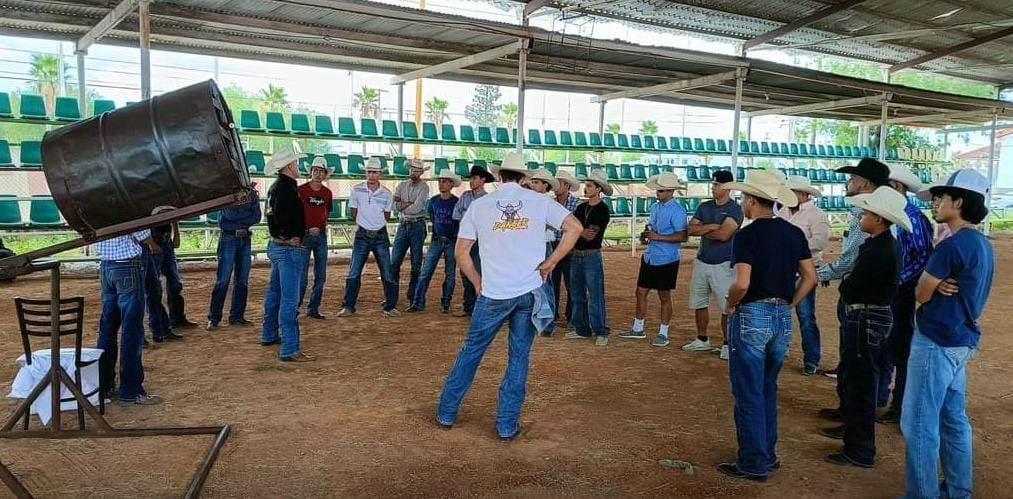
xmin=41 ymin=79 xmax=250 ymax=238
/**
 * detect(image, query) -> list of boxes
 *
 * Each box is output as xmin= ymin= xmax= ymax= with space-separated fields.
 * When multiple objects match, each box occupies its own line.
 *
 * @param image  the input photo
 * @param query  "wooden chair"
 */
xmin=15 ymin=296 xmax=104 ymax=429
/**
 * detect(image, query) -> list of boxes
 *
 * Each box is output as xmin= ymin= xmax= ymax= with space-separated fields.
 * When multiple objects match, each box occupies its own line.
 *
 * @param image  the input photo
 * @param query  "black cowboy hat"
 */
xmin=835 ymin=157 xmax=891 ymax=187
xmin=469 ymin=164 xmax=495 ymax=183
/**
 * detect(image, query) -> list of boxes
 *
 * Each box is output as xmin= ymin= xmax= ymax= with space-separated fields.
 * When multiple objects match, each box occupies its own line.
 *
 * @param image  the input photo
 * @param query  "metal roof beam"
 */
xmin=746 ymin=95 xmax=887 ymax=118
xmin=889 ymin=26 xmax=1013 ymax=73
xmin=590 ymin=70 xmax=741 ymax=103
xmin=742 ymin=0 xmax=868 ymax=51
xmin=389 ymin=41 xmax=521 ymax=85
xmin=523 ymin=0 xmax=552 ymax=18
xmin=75 ymin=0 xmax=139 ymax=54
xmin=862 ymin=109 xmax=996 ymax=125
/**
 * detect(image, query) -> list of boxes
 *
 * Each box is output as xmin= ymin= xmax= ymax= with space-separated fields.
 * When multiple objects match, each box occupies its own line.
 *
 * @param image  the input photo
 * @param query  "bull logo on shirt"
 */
xmin=307 ymin=196 xmax=326 ymax=206
xmin=494 ymin=201 xmax=529 ymax=231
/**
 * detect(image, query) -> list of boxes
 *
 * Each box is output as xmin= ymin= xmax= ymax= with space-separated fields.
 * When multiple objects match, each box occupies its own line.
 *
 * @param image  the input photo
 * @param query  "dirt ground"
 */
xmin=2 ymin=238 xmax=1013 ymax=498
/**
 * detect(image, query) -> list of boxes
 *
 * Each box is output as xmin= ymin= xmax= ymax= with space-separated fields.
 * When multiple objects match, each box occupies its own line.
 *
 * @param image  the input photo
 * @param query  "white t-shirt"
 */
xmin=349 ymin=182 xmax=393 ymax=231
xmin=459 ymin=182 xmax=571 ymax=300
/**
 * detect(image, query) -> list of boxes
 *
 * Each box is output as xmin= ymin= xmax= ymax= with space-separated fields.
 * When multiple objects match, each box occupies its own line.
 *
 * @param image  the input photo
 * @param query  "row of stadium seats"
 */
xmin=0 ymin=195 xmax=63 ymax=228
xmin=0 ymin=92 xmax=118 ymax=121
xmin=0 ymin=140 xmax=42 ymax=167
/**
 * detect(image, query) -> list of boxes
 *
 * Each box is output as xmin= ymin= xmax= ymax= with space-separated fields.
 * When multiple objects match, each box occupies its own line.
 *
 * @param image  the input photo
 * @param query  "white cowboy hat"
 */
xmin=585 ymin=169 xmax=614 ymax=196
xmin=725 ymin=169 xmax=797 ymax=208
xmin=554 ymin=170 xmax=579 ymax=192
xmin=846 ymin=185 xmax=913 ymax=232
xmin=645 ymin=172 xmax=686 ymax=193
xmin=365 ymin=157 xmax=383 ymax=172
xmin=435 ymin=170 xmax=462 ymax=187
xmin=408 ymin=158 xmax=429 ymax=172
xmin=309 ymin=156 xmax=331 ymax=174
xmin=265 ymin=146 xmax=300 ymax=176
xmin=530 ymin=168 xmax=559 ymax=191
xmin=888 ymin=165 xmax=924 ymax=193
xmin=917 ymin=168 xmax=990 ymax=201
xmin=490 ymin=152 xmax=530 ymax=178
xmin=785 ymin=175 xmax=821 ymax=197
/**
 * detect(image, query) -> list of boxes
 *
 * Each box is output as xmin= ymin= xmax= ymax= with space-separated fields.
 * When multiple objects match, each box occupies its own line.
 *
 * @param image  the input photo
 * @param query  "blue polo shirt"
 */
xmin=643 ymin=198 xmax=687 ymax=266
xmin=916 ymin=227 xmax=994 ymax=348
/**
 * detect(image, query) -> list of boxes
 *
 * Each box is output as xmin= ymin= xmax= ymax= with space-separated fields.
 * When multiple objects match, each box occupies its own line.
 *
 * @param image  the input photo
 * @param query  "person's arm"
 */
xmin=704 ymin=216 xmax=738 ymax=242
xmin=405 ymin=183 xmax=429 ymax=215
xmin=687 ymin=217 xmax=714 ymax=237
xmin=817 ymin=216 xmax=863 ymax=282
xmin=452 ymin=194 xmax=466 ymax=220
xmin=726 ymin=263 xmax=751 ymax=310
xmin=456 ymin=238 xmax=480 ymax=293
xmin=348 ymin=191 xmax=359 ymax=222
xmin=539 ymin=214 xmax=582 ymax=280
xmin=349 ymin=208 xmax=358 ymax=221
xmin=792 ymin=258 xmax=818 ymax=307
xmin=809 ymin=211 xmax=831 ymax=254
xmin=384 ymin=189 xmax=394 ymax=222
xmin=916 ymin=243 xmax=959 ymax=304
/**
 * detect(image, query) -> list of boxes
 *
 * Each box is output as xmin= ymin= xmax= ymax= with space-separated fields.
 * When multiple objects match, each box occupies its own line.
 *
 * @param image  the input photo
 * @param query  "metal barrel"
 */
xmin=41 ymin=79 xmax=251 ymax=238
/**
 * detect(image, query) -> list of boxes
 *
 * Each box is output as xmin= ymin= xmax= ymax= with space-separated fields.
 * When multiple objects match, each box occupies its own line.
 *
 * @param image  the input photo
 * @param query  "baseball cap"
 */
xmin=917 ymin=169 xmax=990 ymax=201
xmin=712 ymin=170 xmax=734 ymax=183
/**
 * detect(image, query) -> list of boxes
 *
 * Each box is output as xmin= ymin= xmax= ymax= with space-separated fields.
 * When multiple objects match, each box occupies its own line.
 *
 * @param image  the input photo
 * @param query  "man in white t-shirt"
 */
xmin=436 ymin=152 xmax=582 ymax=440
xmin=339 ymin=157 xmax=399 ymax=317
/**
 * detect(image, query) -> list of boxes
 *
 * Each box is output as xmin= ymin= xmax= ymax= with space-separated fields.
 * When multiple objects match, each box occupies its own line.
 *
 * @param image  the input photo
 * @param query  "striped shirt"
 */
xmin=393 ymin=179 xmax=430 ymax=222
xmin=552 ymin=192 xmax=581 ymax=241
xmin=452 ymin=188 xmax=486 ymax=221
xmin=92 ymin=230 xmax=151 ymax=261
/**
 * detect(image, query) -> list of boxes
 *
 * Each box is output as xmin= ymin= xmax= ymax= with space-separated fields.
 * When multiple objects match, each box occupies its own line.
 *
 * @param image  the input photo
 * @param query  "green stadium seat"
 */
xmin=589 ymin=133 xmax=603 ymax=148
xmin=346 ymin=154 xmax=365 ymax=175
xmin=617 ymin=134 xmax=630 ymax=149
xmin=0 ymin=92 xmax=12 ymax=118
xmin=245 ymin=150 xmax=265 ymax=174
xmin=605 ymin=164 xmax=619 ymax=180
xmin=789 ymin=143 xmax=800 ymax=156
xmin=20 ymin=141 xmax=42 ymax=167
xmin=392 ymin=156 xmax=409 ymax=177
xmin=527 ymin=129 xmax=542 ymax=146
xmin=693 ymin=138 xmax=705 ymax=152
xmin=698 ymin=165 xmax=711 ymax=180
xmin=477 ymin=127 xmax=493 ymax=143
xmin=704 ymin=138 xmax=716 ymax=152
xmin=239 ymin=110 xmax=263 ymax=131
xmin=205 ymin=210 xmax=221 ymax=226
xmin=290 ymin=113 xmax=313 ymax=135
xmin=401 ymin=122 xmax=419 ymax=140
xmin=29 ymin=196 xmax=62 ymax=227
xmin=441 ymin=124 xmax=457 ymax=142
xmin=526 ymin=161 xmax=539 ymax=171
xmin=496 ymin=127 xmax=512 ymax=144
xmin=0 ymin=140 xmax=12 ymax=167
xmin=655 ymin=137 xmax=668 ymax=150
xmin=382 ymin=120 xmax=400 ymax=139
xmin=614 ymin=197 xmax=632 ymax=217
xmin=434 ymin=157 xmax=450 ymax=174
xmin=667 ymin=137 xmax=680 ymax=151
xmin=454 ymin=159 xmax=470 ymax=177
xmin=54 ymin=97 xmax=81 ymax=121
xmin=19 ymin=94 xmax=47 ymax=119
xmin=834 ymin=145 xmax=845 ymax=156
xmin=559 ymin=131 xmax=573 ymax=146
xmin=321 ymin=153 xmax=343 ymax=176
xmin=328 ymin=198 xmax=345 ymax=222
xmin=717 ymin=139 xmax=729 ymax=153
xmin=574 ymin=132 xmax=588 ymax=147
xmin=817 ymin=145 xmax=827 ymax=156
xmin=314 ymin=115 xmax=337 ymax=136
xmin=543 ymin=130 xmax=558 ymax=146
xmin=643 ymin=136 xmax=655 ymax=149
xmin=635 ymin=197 xmax=652 ymax=216
xmin=603 ymin=134 xmax=617 ymax=148
xmin=574 ymin=163 xmax=588 ymax=179
xmin=92 ymin=99 xmax=116 ymax=116
xmin=633 ymin=164 xmax=647 ymax=180
xmin=826 ymin=145 xmax=837 ymax=157
xmin=337 ymin=117 xmax=358 ymax=137
xmin=776 ymin=143 xmax=788 ymax=155
xmin=459 ymin=125 xmax=476 ymax=143
xmin=544 ymin=162 xmax=557 ymax=175
xmin=421 ymin=122 xmax=439 ymax=141
xmin=619 ymin=164 xmax=633 ymax=180
xmin=0 ymin=195 xmax=22 ymax=228
xmin=360 ymin=118 xmax=379 ymax=137
xmin=844 ymin=146 xmax=854 ymax=157
xmin=179 ymin=215 xmax=204 ymax=226
xmin=681 ymin=137 xmax=693 ymax=151
xmin=630 ymin=135 xmax=643 ymax=149
xmin=686 ymin=166 xmax=699 ymax=181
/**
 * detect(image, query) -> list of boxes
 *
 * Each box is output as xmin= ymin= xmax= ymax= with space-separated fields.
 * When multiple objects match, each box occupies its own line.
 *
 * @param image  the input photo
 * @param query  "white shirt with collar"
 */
xmin=459 ymin=182 xmax=571 ymax=300
xmin=349 ymin=182 xmax=394 ymax=231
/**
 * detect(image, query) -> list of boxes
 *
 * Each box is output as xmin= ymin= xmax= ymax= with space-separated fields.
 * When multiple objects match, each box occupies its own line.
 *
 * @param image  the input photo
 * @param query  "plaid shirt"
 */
xmin=817 ymin=206 xmax=868 ymax=282
xmin=552 ymin=193 xmax=581 ymax=241
xmin=894 ymin=198 xmax=934 ymax=284
xmin=92 ymin=230 xmax=151 ymax=260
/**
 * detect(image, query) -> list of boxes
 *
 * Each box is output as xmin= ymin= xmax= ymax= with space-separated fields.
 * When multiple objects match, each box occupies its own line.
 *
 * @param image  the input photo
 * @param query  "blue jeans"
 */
xmin=460 ymin=245 xmax=481 ymax=315
xmin=840 ymin=306 xmax=892 ymax=466
xmin=548 ymin=250 xmax=572 ymax=333
xmin=142 ymin=245 xmax=171 ymax=340
xmin=727 ymin=301 xmax=792 ymax=477
xmin=262 ymin=241 xmax=306 ymax=358
xmin=901 ymin=330 xmax=975 ymax=499
xmin=96 ymin=259 xmax=146 ymax=401
xmin=156 ymin=236 xmax=187 ymax=327
xmin=299 ymin=231 xmax=328 ymax=315
xmin=437 ymin=293 xmax=536 ymax=438
xmin=795 ymin=288 xmax=820 ymax=370
xmin=207 ymin=232 xmax=252 ymax=325
xmin=568 ymin=251 xmax=608 ymax=337
xmin=390 ymin=221 xmax=427 ymax=310
xmin=342 ymin=228 xmax=396 ymax=312
xmin=413 ymin=235 xmax=456 ymax=310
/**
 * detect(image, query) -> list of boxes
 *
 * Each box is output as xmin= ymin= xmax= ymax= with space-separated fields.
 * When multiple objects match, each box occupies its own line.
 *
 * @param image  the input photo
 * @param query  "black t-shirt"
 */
xmin=574 ymin=200 xmax=610 ymax=250
xmin=732 ymin=217 xmax=811 ymax=303
xmin=152 ymin=224 xmax=171 ymax=237
xmin=840 ymin=231 xmax=901 ymax=305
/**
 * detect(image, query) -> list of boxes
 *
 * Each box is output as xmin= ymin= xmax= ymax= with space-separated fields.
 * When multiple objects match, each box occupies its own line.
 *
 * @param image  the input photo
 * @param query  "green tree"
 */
xmin=424 ymin=97 xmax=449 ymax=128
xmin=28 ymin=54 xmax=66 ymax=114
xmin=500 ymin=102 xmax=518 ymax=128
xmin=638 ymin=120 xmax=658 ymax=136
xmin=464 ymin=84 xmax=502 ymax=127
xmin=353 ymin=86 xmax=381 ymax=120
xmin=258 ymin=84 xmax=288 ymax=113
xmin=605 ymin=123 xmax=621 ymax=134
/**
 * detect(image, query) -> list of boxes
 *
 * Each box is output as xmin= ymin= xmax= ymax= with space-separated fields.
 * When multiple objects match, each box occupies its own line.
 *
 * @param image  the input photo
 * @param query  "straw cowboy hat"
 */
xmin=725 ymin=169 xmax=797 ymax=208
xmin=846 ymin=185 xmax=913 ymax=232
xmin=785 ymin=175 xmax=821 ymax=197
xmin=554 ymin=170 xmax=580 ymax=193
xmin=530 ymin=168 xmax=559 ymax=191
xmin=645 ymin=172 xmax=686 ymax=193
xmin=309 ymin=156 xmax=331 ymax=174
xmin=265 ymin=146 xmax=300 ymax=176
xmin=888 ymin=165 xmax=923 ymax=193
xmin=365 ymin=157 xmax=383 ymax=172
xmin=586 ymin=169 xmax=614 ymax=196
xmin=490 ymin=152 xmax=530 ymax=178
xmin=408 ymin=158 xmax=429 ymax=172
xmin=435 ymin=170 xmax=462 ymax=187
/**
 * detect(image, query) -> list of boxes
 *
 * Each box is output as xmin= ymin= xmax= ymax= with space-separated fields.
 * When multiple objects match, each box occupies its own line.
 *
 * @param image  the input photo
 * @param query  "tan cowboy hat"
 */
xmin=585 ymin=169 xmax=614 ymax=196
xmin=846 ymin=185 xmax=913 ymax=232
xmin=725 ymin=169 xmax=797 ymax=208
xmin=365 ymin=157 xmax=383 ymax=172
xmin=888 ymin=165 xmax=923 ymax=193
xmin=530 ymin=168 xmax=559 ymax=191
xmin=265 ymin=145 xmax=300 ymax=176
xmin=490 ymin=152 xmax=530 ymax=178
xmin=408 ymin=158 xmax=429 ymax=172
xmin=554 ymin=170 xmax=579 ymax=193
xmin=435 ymin=170 xmax=462 ymax=187
xmin=309 ymin=156 xmax=331 ymax=174
xmin=785 ymin=175 xmax=821 ymax=197
xmin=645 ymin=172 xmax=686 ymax=193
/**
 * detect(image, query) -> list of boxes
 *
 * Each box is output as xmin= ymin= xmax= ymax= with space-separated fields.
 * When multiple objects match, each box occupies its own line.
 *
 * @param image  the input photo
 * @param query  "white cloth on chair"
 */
xmin=7 ymin=347 xmax=103 ymax=425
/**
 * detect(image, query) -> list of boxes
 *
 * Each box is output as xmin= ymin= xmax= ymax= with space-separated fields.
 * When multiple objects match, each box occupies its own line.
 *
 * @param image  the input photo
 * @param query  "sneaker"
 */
xmin=825 ymin=452 xmax=873 ymax=469
xmin=651 ymin=335 xmax=670 ymax=347
xmin=877 ymin=408 xmax=901 ymax=425
xmin=564 ymin=331 xmax=590 ymax=339
xmin=118 ymin=394 xmax=164 ymax=407
xmin=682 ymin=338 xmax=712 ymax=352
xmin=382 ymin=308 xmax=402 ymax=317
xmin=719 ymin=344 xmax=729 ymax=360
xmin=307 ymin=312 xmax=327 ymax=320
xmin=595 ymin=336 xmax=608 ymax=347
xmin=405 ymin=306 xmax=423 ymax=313
xmin=281 ymin=352 xmax=315 ymax=363
xmin=802 ymin=366 xmax=818 ymax=376
xmin=229 ymin=318 xmax=253 ymax=326
xmin=715 ymin=462 xmax=767 ymax=482
xmin=337 ymin=307 xmax=354 ymax=317
xmin=824 ymin=368 xmax=838 ymax=379
xmin=617 ymin=329 xmax=647 ymax=339
xmin=205 ymin=321 xmax=219 ymax=331
xmin=819 ymin=425 xmax=845 ymax=440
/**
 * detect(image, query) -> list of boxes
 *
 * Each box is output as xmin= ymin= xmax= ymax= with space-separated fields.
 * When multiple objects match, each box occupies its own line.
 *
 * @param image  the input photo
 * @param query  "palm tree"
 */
xmin=258 ymin=84 xmax=288 ymax=112
xmin=28 ymin=54 xmax=63 ymax=114
xmin=500 ymin=102 xmax=518 ymax=129
xmin=605 ymin=123 xmax=621 ymax=134
xmin=639 ymin=120 xmax=659 ymax=136
xmin=353 ymin=86 xmax=381 ymax=120
xmin=425 ymin=97 xmax=449 ymax=128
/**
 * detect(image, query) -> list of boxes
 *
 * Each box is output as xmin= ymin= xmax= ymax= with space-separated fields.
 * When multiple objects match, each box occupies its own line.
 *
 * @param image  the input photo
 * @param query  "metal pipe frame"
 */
xmin=389 ymin=40 xmax=522 ymax=85
xmin=878 ymin=94 xmax=889 ymax=161
xmin=76 ymin=0 xmax=140 ymax=54
xmin=730 ymin=69 xmax=745 ymax=170
xmin=745 ymin=95 xmax=886 ymax=118
xmin=517 ymin=38 xmax=528 ymax=153
xmin=75 ymin=53 xmax=86 ymax=117
xmin=985 ymin=114 xmax=998 ymax=235
xmin=591 ymin=70 xmax=739 ymax=103
xmin=139 ymin=0 xmax=151 ymax=100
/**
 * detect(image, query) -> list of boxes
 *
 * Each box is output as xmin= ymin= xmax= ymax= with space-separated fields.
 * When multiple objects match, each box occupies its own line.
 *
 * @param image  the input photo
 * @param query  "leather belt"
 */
xmin=571 ymin=249 xmax=600 ymax=256
xmin=400 ymin=218 xmax=425 ymax=224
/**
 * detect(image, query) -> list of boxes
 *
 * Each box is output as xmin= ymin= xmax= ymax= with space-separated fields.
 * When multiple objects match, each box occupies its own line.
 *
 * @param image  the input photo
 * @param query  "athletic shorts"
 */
xmin=636 ymin=258 xmax=680 ymax=291
xmin=688 ymin=260 xmax=733 ymax=313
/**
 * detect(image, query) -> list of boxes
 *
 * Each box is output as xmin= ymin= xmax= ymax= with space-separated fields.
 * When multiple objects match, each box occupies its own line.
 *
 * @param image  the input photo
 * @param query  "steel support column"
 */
xmin=730 ymin=70 xmax=745 ymax=170
xmin=396 ymin=83 xmax=404 ymax=155
xmin=985 ymin=114 xmax=998 ymax=235
xmin=516 ymin=37 xmax=528 ymax=153
xmin=878 ymin=95 xmax=889 ymax=161
xmin=76 ymin=52 xmax=87 ymax=116
xmin=139 ymin=0 xmax=151 ymax=100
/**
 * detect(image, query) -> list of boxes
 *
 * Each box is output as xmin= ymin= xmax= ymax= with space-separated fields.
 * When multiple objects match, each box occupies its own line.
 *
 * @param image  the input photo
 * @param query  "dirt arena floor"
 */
xmin=2 ymin=237 xmax=1013 ymax=498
